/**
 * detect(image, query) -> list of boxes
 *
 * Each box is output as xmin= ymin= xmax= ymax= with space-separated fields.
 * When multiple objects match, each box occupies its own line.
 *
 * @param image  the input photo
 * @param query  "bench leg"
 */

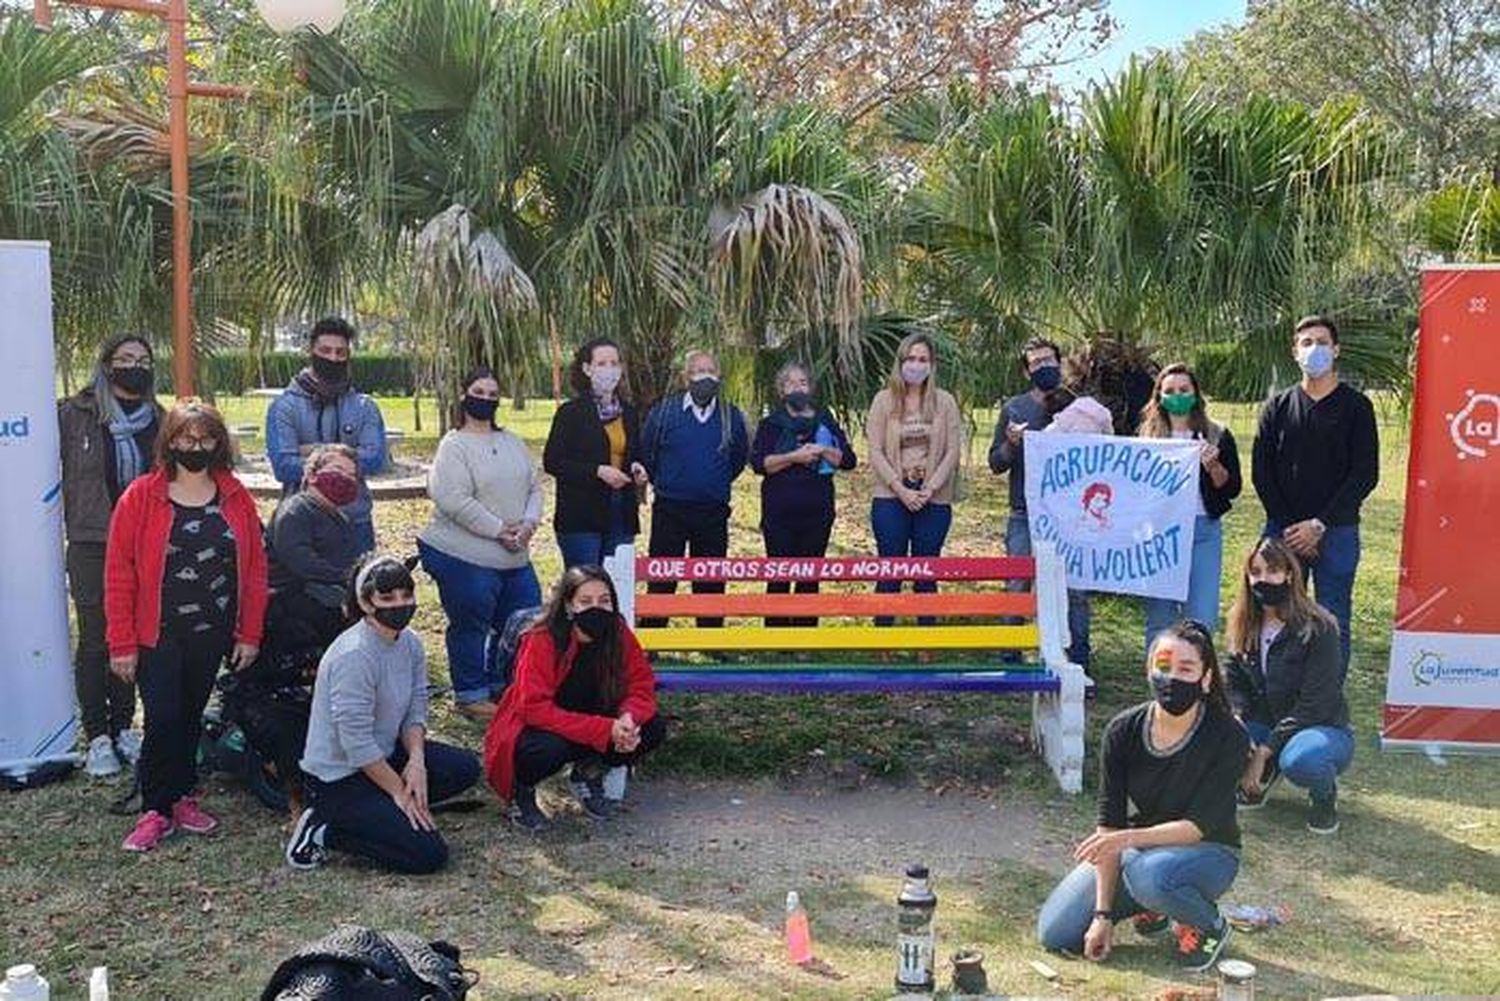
xmin=1032 ymin=661 xmax=1088 ymax=794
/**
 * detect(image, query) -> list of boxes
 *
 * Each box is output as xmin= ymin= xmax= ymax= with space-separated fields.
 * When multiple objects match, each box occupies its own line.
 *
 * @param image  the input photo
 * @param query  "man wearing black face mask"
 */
xmin=265 ymin=317 xmax=388 ymax=555
xmin=59 ymin=334 xmax=165 ymax=778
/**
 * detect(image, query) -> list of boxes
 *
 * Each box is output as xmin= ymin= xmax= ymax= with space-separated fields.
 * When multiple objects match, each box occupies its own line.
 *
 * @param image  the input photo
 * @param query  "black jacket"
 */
xmin=543 ymin=397 xmax=642 ymax=536
xmin=1227 ymin=616 xmax=1350 ymax=755
xmin=1252 ymin=382 xmax=1379 ymax=526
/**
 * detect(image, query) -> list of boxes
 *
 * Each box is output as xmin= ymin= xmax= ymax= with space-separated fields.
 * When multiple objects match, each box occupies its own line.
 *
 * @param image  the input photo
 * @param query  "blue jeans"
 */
xmin=1144 ymin=515 xmax=1224 ymax=652
xmin=1264 ymin=521 xmax=1358 ymax=676
xmin=557 ymin=491 xmax=634 ymax=569
xmin=1006 ymin=513 xmax=1091 ymax=668
xmin=1037 ymin=843 xmax=1240 ymax=952
xmin=871 ymin=497 xmax=952 ymax=626
xmin=1244 ymin=721 xmax=1353 ymax=803
xmin=417 ymin=540 xmax=542 ymax=704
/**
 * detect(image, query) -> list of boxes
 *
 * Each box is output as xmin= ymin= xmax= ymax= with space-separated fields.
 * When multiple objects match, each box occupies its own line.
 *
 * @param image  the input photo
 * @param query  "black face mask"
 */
xmin=462 ymin=395 xmax=500 ymax=422
xmin=373 ymin=604 xmax=416 ymax=632
xmin=573 ymin=606 xmax=616 ymax=642
xmin=784 ymin=391 xmax=813 ymax=412
xmin=1251 ymin=580 xmax=1290 ymax=607
xmin=170 ymin=448 xmax=213 ymax=473
xmin=311 ymin=355 xmax=350 ymax=385
xmin=688 ymin=376 xmax=719 ymax=407
xmin=109 ymin=367 xmax=153 ymax=397
xmin=1151 ymin=672 xmax=1203 ymax=716
xmin=1030 ymin=364 xmax=1062 ymax=392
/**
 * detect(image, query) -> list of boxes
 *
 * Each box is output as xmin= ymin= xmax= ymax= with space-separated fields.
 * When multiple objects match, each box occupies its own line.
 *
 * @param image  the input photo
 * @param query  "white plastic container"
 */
xmin=89 ymin=967 xmax=110 ymax=1001
xmin=0 ymin=964 xmax=49 ymax=1001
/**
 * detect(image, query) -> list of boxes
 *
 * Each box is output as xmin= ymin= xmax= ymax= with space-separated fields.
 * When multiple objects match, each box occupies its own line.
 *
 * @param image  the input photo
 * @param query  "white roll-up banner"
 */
xmin=0 ymin=241 xmax=77 ymax=779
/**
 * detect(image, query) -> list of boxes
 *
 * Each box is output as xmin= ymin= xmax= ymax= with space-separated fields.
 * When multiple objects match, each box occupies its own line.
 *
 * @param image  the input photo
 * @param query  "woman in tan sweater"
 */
xmin=864 ymin=333 xmax=964 ymax=625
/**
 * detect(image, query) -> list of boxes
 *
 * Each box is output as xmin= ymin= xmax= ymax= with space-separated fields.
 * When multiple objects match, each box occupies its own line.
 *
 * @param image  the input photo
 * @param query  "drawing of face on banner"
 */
xmin=1022 ymin=432 xmax=1202 ymax=601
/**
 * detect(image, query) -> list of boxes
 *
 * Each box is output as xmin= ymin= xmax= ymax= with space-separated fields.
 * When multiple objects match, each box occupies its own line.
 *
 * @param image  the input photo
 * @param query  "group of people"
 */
xmin=59 ymin=312 xmax=1376 ymax=969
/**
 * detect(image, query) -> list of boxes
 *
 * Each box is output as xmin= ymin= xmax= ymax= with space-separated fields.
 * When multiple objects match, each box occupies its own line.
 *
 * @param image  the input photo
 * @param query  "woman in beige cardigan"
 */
xmin=864 ymin=333 xmax=964 ymax=625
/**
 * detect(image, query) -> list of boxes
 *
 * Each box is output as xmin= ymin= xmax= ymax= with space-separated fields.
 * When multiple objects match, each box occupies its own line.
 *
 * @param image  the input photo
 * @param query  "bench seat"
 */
xmin=655 ymin=668 xmax=1062 ymax=694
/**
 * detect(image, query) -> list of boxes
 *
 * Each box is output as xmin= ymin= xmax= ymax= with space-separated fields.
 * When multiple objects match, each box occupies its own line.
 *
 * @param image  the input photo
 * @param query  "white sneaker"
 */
xmin=85 ymin=735 xmax=122 ymax=778
xmin=114 ymin=729 xmax=144 ymax=766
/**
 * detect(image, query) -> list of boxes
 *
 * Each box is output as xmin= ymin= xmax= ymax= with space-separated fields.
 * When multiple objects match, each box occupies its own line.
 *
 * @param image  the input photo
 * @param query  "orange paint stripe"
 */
xmin=633 ymin=592 xmax=1037 ymax=618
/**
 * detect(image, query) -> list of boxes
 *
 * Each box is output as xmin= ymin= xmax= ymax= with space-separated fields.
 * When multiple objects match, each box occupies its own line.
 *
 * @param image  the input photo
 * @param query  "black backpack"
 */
xmin=261 ymin=926 xmax=474 ymax=1001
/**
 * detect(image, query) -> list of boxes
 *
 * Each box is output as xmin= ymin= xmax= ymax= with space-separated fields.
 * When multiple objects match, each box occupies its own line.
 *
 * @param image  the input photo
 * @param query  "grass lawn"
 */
xmin=5 ymin=395 xmax=1497 ymax=999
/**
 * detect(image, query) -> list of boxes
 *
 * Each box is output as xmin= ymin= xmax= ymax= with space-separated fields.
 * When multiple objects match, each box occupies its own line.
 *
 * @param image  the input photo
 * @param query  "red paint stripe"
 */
xmin=1382 ymin=704 xmax=1500 ymax=744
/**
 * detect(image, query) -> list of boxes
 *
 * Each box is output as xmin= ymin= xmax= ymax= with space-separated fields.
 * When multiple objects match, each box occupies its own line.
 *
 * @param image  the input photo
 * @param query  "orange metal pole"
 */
xmin=33 ymin=0 xmax=53 ymax=30
xmin=166 ymin=0 xmax=194 ymax=398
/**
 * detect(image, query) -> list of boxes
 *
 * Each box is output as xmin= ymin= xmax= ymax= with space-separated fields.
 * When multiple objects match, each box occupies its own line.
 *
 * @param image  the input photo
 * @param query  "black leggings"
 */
xmin=137 ymin=632 xmax=228 ymax=814
xmin=513 ymin=716 xmax=668 ymax=789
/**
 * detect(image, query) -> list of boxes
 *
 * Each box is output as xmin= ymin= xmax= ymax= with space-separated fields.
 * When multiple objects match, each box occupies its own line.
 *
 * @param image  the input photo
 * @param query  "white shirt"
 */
xmin=682 ymin=392 xmax=717 ymax=424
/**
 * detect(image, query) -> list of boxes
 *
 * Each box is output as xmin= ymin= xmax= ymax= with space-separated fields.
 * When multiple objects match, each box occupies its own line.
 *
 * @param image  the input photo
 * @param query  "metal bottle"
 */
xmin=895 ymin=864 xmax=937 ymax=992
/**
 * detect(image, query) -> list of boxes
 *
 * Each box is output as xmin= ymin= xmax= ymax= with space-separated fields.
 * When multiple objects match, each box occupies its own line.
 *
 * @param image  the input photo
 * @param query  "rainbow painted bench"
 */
xmin=603 ymin=543 xmax=1089 ymax=793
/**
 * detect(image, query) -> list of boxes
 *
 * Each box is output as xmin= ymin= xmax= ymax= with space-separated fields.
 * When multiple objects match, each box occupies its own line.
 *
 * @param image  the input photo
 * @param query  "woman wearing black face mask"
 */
xmin=1038 ymin=622 xmax=1247 ymax=973
xmin=1224 ymin=537 xmax=1350 ymax=834
xmin=59 ymin=334 xmax=165 ymax=779
xmin=417 ymin=368 xmax=543 ymax=722
xmin=749 ymin=362 xmax=856 ymax=626
xmin=105 ymin=401 xmax=268 ymax=852
xmin=288 ymin=554 xmax=480 ymax=873
xmin=483 ymin=566 xmax=664 ymax=830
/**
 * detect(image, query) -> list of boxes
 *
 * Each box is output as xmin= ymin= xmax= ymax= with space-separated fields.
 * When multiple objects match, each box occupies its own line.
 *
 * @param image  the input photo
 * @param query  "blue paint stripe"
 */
xmin=31 ymin=717 xmax=76 ymax=758
xmin=42 ymin=480 xmax=62 ymax=504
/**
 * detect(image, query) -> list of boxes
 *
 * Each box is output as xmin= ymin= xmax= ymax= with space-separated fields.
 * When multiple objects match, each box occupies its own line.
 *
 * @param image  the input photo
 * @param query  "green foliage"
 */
xmin=200 ymin=350 xmax=416 ymax=396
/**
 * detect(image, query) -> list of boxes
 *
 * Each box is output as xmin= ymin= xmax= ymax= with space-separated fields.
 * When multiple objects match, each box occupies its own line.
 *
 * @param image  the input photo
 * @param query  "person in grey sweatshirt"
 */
xmin=287 ymin=554 xmax=480 ymax=874
xmin=417 ymin=367 xmax=544 ymax=721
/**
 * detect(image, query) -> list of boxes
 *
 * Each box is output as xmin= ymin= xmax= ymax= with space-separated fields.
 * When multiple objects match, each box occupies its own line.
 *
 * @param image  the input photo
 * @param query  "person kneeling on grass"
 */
xmin=1037 ymin=621 xmax=1248 ymax=972
xmin=286 ymin=554 xmax=480 ymax=873
xmin=1224 ymin=537 xmax=1351 ymax=835
xmin=483 ymin=565 xmax=665 ymax=830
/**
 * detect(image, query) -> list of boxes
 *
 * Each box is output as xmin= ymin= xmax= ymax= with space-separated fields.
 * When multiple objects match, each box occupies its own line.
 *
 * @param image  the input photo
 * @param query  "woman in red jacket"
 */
xmin=105 ymin=400 xmax=269 ymax=852
xmin=483 ymin=565 xmax=663 ymax=830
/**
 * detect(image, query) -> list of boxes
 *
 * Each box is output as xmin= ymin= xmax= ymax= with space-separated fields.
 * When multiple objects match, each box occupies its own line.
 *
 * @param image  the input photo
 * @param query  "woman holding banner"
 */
xmin=1138 ymin=364 xmax=1241 ymax=649
xmin=750 ymin=362 xmax=856 ymax=626
xmin=865 ymin=333 xmax=963 ymax=626
xmin=1224 ymin=537 xmax=1351 ymax=835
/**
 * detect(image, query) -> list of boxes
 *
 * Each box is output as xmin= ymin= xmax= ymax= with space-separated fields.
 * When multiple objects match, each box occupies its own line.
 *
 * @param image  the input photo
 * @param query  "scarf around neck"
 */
xmin=106 ymin=394 xmax=156 ymax=486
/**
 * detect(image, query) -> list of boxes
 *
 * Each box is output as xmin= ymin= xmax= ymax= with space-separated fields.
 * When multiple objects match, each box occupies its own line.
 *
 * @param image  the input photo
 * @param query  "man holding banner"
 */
xmin=1251 ymin=316 xmax=1380 ymax=676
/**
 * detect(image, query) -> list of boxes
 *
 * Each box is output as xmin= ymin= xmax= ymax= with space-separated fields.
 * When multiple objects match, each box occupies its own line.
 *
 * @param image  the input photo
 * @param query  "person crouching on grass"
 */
xmin=105 ymin=400 xmax=268 ymax=853
xmin=1037 ymin=621 xmax=1248 ymax=972
xmin=483 ymin=565 xmax=665 ymax=830
xmin=286 ymin=554 xmax=480 ymax=873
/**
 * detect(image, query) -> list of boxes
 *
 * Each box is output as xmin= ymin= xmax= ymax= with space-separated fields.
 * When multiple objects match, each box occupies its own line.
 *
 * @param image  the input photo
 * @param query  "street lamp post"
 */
xmin=32 ymin=0 xmax=346 ymax=397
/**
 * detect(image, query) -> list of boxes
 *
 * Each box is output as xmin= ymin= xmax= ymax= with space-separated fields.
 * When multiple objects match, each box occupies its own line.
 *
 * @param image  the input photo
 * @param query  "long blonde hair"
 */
xmin=1224 ymin=537 xmax=1338 ymax=656
xmin=884 ymin=332 xmax=940 ymax=421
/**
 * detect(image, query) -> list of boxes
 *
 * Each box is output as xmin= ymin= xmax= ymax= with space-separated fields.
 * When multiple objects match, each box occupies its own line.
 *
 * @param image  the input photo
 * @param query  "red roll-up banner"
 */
xmin=1383 ymin=266 xmax=1500 ymax=751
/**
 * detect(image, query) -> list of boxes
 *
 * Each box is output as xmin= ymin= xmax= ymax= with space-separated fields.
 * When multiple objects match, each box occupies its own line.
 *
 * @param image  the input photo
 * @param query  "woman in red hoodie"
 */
xmin=105 ymin=400 xmax=268 ymax=852
xmin=484 ymin=565 xmax=663 ymax=830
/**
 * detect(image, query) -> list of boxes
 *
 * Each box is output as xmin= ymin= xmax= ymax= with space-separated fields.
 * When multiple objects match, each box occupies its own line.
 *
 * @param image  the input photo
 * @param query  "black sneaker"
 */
xmin=1307 ymin=793 xmax=1340 ymax=835
xmin=570 ymin=760 xmax=615 ymax=820
xmin=1173 ymin=919 xmax=1232 ymax=972
xmin=1236 ymin=762 xmax=1281 ymax=810
xmin=1132 ymin=910 xmax=1169 ymax=937
xmin=512 ymin=785 xmax=549 ymax=831
xmin=285 ymin=808 xmax=327 ymax=870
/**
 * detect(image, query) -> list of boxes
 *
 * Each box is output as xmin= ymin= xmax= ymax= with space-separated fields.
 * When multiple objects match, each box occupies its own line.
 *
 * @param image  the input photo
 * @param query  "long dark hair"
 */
xmin=1224 ymin=537 xmax=1338 ymax=657
xmin=1139 ymin=362 xmax=1214 ymax=440
xmin=569 ymin=336 xmax=626 ymax=400
xmin=1149 ymin=620 xmax=1234 ymax=719
xmin=534 ymin=565 xmax=627 ymax=707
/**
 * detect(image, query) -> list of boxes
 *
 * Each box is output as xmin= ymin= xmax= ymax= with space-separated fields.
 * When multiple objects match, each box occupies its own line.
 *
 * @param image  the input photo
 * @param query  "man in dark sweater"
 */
xmin=639 ymin=350 xmax=750 ymax=627
xmin=989 ymin=338 xmax=1091 ymax=667
xmin=1252 ymin=315 xmax=1380 ymax=673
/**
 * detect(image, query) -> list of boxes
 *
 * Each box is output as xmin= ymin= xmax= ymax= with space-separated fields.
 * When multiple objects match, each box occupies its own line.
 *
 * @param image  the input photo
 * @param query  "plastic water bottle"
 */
xmin=895 ymin=864 xmax=937 ymax=993
xmin=784 ymin=891 xmax=813 ymax=965
xmin=89 ymin=967 xmax=110 ymax=1001
xmin=0 ymin=965 xmax=49 ymax=1001
xmin=813 ymin=424 xmax=836 ymax=476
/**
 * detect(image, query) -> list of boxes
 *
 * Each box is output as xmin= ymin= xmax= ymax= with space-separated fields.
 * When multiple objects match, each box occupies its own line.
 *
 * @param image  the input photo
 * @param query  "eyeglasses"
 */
xmin=172 ymin=436 xmax=219 ymax=449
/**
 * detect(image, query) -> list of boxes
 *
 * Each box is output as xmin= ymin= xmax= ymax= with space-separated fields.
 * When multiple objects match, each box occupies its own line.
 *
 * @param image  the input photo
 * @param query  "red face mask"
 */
xmin=310 ymin=469 xmax=358 ymax=507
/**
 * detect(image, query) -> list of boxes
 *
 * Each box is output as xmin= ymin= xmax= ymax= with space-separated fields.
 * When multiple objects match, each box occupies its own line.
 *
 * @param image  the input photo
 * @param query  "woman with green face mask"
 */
xmin=1139 ymin=364 xmax=1242 ymax=652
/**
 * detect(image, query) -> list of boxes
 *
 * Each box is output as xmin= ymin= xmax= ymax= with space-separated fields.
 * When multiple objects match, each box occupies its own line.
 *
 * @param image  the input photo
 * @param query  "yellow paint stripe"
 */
xmin=636 ymin=624 xmax=1040 ymax=652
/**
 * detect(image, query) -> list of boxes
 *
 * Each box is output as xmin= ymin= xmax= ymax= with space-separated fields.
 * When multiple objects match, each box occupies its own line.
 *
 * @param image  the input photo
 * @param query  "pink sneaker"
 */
xmin=172 ymin=796 xmax=219 ymax=835
xmin=122 ymin=811 xmax=176 ymax=852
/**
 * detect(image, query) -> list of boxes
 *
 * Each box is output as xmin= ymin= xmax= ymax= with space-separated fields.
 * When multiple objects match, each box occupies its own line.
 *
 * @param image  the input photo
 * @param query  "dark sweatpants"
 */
xmin=761 ymin=514 xmax=833 ymax=627
xmin=643 ymin=498 xmax=730 ymax=628
xmin=69 ymin=542 xmax=136 ymax=740
xmin=137 ymin=631 xmax=228 ymax=814
xmin=514 ymin=716 xmax=668 ymax=789
xmin=304 ymin=741 xmax=480 ymax=874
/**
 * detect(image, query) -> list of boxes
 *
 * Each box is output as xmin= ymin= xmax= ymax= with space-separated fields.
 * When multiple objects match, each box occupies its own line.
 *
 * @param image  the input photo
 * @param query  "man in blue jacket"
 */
xmin=639 ymin=349 xmax=749 ymax=628
xmin=265 ymin=317 xmax=387 ymax=554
